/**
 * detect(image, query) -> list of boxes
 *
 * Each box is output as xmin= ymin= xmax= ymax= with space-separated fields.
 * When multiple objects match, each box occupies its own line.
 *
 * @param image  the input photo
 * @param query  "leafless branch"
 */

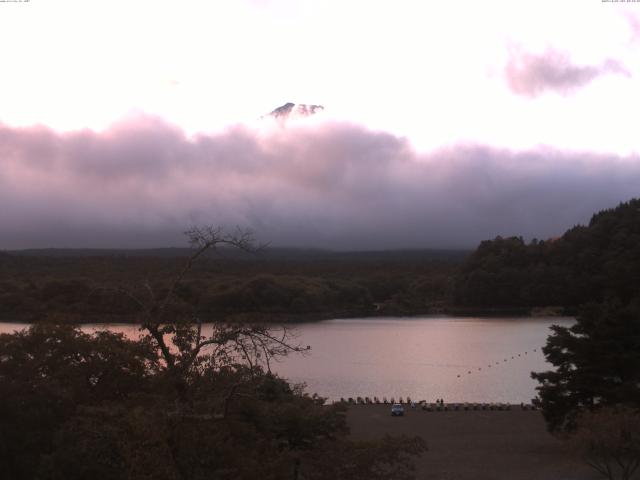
xmin=111 ymin=225 xmax=309 ymax=411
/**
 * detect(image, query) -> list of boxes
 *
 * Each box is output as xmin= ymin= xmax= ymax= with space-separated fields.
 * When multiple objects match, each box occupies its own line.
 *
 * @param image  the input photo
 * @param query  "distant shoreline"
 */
xmin=0 ymin=308 xmax=574 ymax=326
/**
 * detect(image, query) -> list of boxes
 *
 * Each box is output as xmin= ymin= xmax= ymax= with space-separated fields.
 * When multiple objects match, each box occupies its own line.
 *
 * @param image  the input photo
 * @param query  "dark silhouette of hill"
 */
xmin=453 ymin=198 xmax=640 ymax=310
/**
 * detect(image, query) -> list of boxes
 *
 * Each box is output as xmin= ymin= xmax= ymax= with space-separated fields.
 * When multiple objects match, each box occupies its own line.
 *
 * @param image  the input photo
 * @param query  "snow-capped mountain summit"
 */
xmin=264 ymin=102 xmax=324 ymax=123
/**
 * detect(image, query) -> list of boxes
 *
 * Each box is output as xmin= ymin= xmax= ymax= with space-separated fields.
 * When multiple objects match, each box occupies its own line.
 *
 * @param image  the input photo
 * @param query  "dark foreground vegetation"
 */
xmin=0 ymin=323 xmax=425 ymax=480
xmin=530 ymin=298 xmax=640 ymax=480
xmin=0 ymin=229 xmax=426 ymax=479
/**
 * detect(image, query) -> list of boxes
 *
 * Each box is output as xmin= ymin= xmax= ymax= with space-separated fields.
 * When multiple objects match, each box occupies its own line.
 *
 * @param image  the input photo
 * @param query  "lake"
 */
xmin=0 ymin=316 xmax=571 ymax=403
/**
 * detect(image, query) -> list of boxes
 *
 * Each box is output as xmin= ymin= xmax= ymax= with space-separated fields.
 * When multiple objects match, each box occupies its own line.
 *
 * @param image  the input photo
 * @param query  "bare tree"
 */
xmin=120 ymin=226 xmax=308 ymax=411
xmin=569 ymin=407 xmax=640 ymax=480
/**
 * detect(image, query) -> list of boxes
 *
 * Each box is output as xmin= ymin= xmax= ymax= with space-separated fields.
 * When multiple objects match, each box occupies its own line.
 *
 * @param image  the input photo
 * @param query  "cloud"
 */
xmin=626 ymin=12 xmax=640 ymax=42
xmin=1 ymin=116 xmax=640 ymax=250
xmin=505 ymin=47 xmax=630 ymax=97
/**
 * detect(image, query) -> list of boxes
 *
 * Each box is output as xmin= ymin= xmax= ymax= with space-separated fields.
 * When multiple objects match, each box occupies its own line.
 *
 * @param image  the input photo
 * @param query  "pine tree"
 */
xmin=532 ymin=301 xmax=640 ymax=432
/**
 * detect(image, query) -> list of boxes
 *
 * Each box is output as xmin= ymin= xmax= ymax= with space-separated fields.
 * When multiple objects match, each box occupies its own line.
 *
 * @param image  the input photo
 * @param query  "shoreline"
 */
xmin=0 ymin=308 xmax=574 ymax=325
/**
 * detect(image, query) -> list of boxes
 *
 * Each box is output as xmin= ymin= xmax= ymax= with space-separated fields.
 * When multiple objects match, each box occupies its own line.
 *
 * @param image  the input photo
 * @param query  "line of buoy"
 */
xmin=455 ymin=347 xmax=542 ymax=380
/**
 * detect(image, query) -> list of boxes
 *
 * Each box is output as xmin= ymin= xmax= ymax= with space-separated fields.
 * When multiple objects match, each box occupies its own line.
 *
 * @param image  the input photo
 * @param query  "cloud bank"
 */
xmin=1 ymin=117 xmax=639 ymax=250
xmin=505 ymin=48 xmax=629 ymax=97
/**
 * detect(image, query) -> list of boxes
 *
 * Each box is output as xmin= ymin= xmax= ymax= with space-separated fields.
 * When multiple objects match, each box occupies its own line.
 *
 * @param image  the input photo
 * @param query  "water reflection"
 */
xmin=0 ymin=316 xmax=571 ymax=403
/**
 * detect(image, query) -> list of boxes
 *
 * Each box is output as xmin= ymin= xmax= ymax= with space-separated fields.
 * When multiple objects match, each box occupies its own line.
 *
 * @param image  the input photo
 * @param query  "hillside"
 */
xmin=453 ymin=198 xmax=640 ymax=310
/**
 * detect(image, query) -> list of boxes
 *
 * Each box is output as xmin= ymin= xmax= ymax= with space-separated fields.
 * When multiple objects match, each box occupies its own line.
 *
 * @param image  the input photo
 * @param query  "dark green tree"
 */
xmin=532 ymin=301 xmax=640 ymax=432
xmin=0 ymin=323 xmax=426 ymax=480
xmin=454 ymin=198 xmax=640 ymax=310
xmin=0 ymin=324 xmax=156 ymax=480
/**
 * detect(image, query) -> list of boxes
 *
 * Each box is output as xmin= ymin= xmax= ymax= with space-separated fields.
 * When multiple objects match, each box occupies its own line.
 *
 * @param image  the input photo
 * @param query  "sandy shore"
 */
xmin=347 ymin=404 xmax=600 ymax=480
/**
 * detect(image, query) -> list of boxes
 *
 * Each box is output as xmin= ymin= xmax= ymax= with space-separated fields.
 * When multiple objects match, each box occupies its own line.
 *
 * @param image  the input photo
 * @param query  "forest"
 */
xmin=2 ymin=199 xmax=640 ymax=323
xmin=0 ymin=248 xmax=463 ymax=323
xmin=453 ymin=198 xmax=640 ymax=311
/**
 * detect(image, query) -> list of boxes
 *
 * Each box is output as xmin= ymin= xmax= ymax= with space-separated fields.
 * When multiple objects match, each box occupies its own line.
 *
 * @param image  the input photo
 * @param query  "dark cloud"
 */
xmin=505 ymin=48 xmax=629 ymax=97
xmin=1 ymin=116 xmax=639 ymax=250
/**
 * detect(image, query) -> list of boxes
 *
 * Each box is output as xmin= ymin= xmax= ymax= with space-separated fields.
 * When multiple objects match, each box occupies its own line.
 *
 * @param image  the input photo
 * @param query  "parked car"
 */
xmin=391 ymin=403 xmax=404 ymax=416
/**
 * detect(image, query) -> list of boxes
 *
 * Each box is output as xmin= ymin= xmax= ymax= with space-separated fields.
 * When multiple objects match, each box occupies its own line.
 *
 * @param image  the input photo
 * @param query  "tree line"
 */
xmin=0 ymin=249 xmax=459 ymax=323
xmin=454 ymin=199 xmax=640 ymax=310
xmin=521 ymin=201 xmax=640 ymax=480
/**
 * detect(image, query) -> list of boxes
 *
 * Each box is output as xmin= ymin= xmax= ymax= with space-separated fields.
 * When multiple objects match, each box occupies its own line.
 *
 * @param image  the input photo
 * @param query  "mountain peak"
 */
xmin=264 ymin=102 xmax=324 ymax=123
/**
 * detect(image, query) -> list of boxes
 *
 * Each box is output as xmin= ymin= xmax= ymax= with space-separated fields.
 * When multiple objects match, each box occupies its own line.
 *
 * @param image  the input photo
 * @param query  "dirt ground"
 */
xmin=346 ymin=405 xmax=600 ymax=480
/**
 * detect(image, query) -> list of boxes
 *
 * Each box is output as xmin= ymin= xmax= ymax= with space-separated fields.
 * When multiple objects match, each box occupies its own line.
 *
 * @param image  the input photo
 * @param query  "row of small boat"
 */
xmin=338 ymin=397 xmax=538 ymax=410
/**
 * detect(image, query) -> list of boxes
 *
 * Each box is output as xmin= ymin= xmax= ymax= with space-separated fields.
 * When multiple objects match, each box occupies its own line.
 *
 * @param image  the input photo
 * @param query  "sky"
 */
xmin=1 ymin=0 xmax=639 ymax=249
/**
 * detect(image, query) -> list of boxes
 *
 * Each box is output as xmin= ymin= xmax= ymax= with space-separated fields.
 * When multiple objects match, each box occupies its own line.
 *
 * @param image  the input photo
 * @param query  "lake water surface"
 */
xmin=0 ymin=316 xmax=572 ymax=403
